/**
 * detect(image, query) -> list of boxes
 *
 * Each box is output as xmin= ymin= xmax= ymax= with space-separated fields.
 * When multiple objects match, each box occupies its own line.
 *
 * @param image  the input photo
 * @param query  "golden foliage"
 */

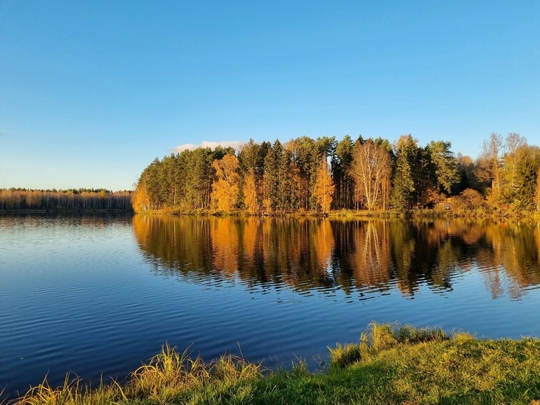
xmin=132 ymin=180 xmax=151 ymax=212
xmin=313 ymin=159 xmax=335 ymax=214
xmin=211 ymin=154 xmax=239 ymax=212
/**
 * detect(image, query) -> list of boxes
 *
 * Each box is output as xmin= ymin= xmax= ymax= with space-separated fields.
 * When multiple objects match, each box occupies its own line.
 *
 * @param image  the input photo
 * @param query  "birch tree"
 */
xmin=350 ymin=139 xmax=392 ymax=210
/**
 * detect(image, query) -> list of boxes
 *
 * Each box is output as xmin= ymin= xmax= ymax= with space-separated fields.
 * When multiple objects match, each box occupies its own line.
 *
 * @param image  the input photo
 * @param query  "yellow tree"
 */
xmin=211 ymin=154 xmax=239 ymax=212
xmin=313 ymin=158 xmax=335 ymax=214
xmin=132 ymin=179 xmax=152 ymax=212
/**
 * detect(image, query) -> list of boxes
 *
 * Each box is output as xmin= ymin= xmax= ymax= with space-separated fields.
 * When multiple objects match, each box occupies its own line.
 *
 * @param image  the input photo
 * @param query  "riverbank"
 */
xmin=7 ymin=324 xmax=540 ymax=404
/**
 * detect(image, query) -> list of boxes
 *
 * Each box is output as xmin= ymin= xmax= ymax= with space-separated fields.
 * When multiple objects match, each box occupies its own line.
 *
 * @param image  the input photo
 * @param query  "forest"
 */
xmin=133 ymin=133 xmax=540 ymax=216
xmin=0 ymin=188 xmax=132 ymax=211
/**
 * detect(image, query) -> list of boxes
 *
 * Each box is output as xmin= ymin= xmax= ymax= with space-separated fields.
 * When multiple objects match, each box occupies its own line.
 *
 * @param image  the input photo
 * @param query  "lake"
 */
xmin=1 ymin=214 xmax=540 ymax=398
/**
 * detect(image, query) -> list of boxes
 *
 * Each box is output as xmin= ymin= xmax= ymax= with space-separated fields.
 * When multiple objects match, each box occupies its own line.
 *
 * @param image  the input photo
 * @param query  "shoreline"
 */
xmin=133 ymin=207 xmax=540 ymax=220
xmin=5 ymin=323 xmax=540 ymax=404
xmin=0 ymin=209 xmax=133 ymax=214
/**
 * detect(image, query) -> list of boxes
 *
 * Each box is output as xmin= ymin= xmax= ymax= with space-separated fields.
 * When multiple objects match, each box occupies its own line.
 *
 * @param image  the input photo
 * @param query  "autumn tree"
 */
xmin=349 ymin=139 xmax=392 ymax=210
xmin=132 ymin=176 xmax=152 ymax=212
xmin=313 ymin=158 xmax=335 ymax=214
xmin=211 ymin=153 xmax=239 ymax=212
xmin=456 ymin=188 xmax=486 ymax=211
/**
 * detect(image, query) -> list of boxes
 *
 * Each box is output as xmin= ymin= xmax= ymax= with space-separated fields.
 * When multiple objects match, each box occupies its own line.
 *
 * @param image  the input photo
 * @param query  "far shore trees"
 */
xmin=0 ymin=188 xmax=132 ymax=211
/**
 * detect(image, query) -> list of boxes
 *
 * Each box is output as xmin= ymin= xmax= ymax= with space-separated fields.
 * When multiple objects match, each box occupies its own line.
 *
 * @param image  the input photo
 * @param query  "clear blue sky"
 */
xmin=1 ymin=0 xmax=539 ymax=190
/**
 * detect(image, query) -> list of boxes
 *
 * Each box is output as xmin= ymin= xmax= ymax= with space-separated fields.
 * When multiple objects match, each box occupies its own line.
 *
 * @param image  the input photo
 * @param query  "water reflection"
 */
xmin=133 ymin=216 xmax=540 ymax=301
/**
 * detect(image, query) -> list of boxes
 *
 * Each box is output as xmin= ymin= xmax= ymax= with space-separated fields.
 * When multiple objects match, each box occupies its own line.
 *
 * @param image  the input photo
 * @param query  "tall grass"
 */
xmin=14 ymin=373 xmax=121 ymax=405
xmin=329 ymin=322 xmax=449 ymax=368
xmin=10 ymin=345 xmax=262 ymax=405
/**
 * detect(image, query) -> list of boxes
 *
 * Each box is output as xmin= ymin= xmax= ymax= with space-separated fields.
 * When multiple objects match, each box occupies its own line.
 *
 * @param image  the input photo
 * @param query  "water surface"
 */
xmin=1 ymin=215 xmax=540 ymax=398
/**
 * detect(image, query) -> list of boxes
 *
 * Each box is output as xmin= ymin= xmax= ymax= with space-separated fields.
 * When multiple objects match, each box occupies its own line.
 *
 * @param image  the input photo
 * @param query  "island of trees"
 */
xmin=133 ymin=133 xmax=540 ymax=217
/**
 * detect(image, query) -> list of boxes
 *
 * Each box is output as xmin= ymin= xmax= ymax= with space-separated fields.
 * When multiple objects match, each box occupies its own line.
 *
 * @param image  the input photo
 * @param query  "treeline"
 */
xmin=133 ymin=133 xmax=540 ymax=215
xmin=0 ymin=188 xmax=133 ymax=211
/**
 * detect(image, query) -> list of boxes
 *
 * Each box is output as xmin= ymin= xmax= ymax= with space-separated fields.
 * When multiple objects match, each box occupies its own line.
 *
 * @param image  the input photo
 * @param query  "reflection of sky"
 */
xmin=2 ymin=216 xmax=540 ymax=399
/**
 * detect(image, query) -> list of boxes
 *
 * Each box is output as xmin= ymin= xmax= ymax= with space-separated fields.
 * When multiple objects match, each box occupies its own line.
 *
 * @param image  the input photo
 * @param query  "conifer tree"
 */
xmin=426 ymin=140 xmax=459 ymax=194
xmin=243 ymin=168 xmax=259 ymax=214
xmin=391 ymin=136 xmax=417 ymax=210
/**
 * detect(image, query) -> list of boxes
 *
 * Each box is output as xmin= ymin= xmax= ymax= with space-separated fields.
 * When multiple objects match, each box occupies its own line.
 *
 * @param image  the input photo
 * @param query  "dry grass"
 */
xmin=10 ymin=344 xmax=262 ymax=405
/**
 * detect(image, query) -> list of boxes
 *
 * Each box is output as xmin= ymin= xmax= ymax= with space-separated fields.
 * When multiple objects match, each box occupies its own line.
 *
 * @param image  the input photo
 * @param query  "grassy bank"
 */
xmin=6 ymin=323 xmax=540 ymax=405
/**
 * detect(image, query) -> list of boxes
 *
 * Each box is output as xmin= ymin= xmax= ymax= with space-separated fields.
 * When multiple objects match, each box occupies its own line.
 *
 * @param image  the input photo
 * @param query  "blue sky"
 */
xmin=1 ymin=1 xmax=539 ymax=190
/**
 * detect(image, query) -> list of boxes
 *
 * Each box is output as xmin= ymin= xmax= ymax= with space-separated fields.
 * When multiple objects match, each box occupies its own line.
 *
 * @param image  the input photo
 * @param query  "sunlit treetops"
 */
xmin=133 ymin=133 xmax=540 ymax=214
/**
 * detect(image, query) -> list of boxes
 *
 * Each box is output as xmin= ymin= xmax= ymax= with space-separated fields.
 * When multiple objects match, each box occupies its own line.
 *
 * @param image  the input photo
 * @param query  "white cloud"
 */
xmin=173 ymin=140 xmax=245 ymax=153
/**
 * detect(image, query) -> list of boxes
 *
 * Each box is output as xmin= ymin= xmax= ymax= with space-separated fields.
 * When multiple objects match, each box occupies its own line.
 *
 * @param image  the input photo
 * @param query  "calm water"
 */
xmin=1 ymin=215 xmax=540 ymax=397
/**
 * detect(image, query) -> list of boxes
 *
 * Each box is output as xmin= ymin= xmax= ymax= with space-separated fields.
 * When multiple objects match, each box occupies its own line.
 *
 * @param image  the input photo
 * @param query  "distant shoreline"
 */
xmin=0 ymin=208 xmax=133 ymax=214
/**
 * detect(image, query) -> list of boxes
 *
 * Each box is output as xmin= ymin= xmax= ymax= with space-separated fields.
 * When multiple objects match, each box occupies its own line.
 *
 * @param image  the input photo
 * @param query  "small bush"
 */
xmin=328 ymin=343 xmax=362 ymax=368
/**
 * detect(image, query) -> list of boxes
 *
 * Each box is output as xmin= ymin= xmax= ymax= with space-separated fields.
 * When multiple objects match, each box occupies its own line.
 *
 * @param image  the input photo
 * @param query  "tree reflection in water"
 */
xmin=132 ymin=216 xmax=540 ymax=301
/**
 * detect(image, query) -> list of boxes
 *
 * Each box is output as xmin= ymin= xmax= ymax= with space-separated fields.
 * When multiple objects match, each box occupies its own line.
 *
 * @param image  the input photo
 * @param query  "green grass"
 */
xmin=8 ymin=324 xmax=540 ymax=404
